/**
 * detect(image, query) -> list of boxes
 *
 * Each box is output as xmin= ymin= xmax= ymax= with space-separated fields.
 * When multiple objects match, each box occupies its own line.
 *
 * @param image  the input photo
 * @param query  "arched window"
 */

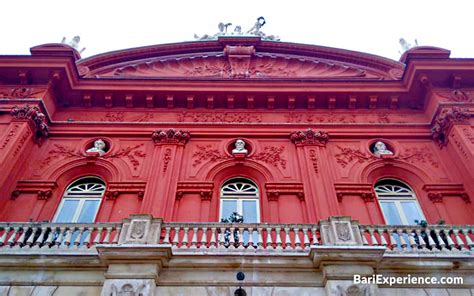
xmin=375 ymin=179 xmax=425 ymax=225
xmin=53 ymin=177 xmax=106 ymax=223
xmin=220 ymin=178 xmax=260 ymax=223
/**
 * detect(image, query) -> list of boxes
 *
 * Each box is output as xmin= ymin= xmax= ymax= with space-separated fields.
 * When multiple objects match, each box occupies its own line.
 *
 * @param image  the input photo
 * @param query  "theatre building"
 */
xmin=0 ymin=36 xmax=473 ymax=295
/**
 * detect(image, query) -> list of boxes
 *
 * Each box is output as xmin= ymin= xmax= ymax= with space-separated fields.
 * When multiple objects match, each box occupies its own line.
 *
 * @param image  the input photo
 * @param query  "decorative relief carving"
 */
xmin=162 ymin=148 xmax=172 ymax=172
xmin=179 ymin=112 xmax=262 ymax=123
xmin=10 ymin=105 xmax=49 ymax=144
xmin=463 ymin=128 xmax=474 ymax=144
xmin=451 ymin=133 xmax=469 ymax=160
xmin=251 ymin=146 xmax=287 ymax=169
xmin=105 ymin=182 xmax=146 ymax=201
xmin=436 ymin=89 xmax=472 ymax=102
xmin=336 ymin=284 xmax=374 ymax=296
xmin=285 ymin=112 xmax=409 ymax=124
xmin=10 ymin=180 xmax=57 ymax=201
xmin=12 ymin=129 xmax=32 ymax=157
xmin=398 ymin=147 xmax=439 ymax=168
xmin=106 ymin=144 xmax=146 ymax=171
xmin=0 ymin=87 xmax=44 ymax=98
xmin=0 ymin=124 xmax=20 ymax=149
xmin=335 ymin=222 xmax=351 ymax=241
xmin=152 ymin=129 xmax=190 ymax=145
xmin=423 ymin=184 xmax=471 ymax=203
xmin=101 ymin=112 xmax=154 ymax=122
xmin=97 ymin=52 xmax=386 ymax=80
xmin=309 ymin=149 xmax=319 ymax=174
xmin=192 ymin=145 xmax=229 ymax=167
xmin=129 ymin=220 xmax=147 ymax=240
xmin=102 ymin=280 xmax=155 ymax=296
xmin=431 ymin=106 xmax=471 ymax=147
xmin=290 ymin=129 xmax=329 ymax=146
xmin=334 ymin=146 xmax=374 ymax=168
xmin=40 ymin=143 xmax=145 ymax=171
xmin=175 ymin=182 xmax=214 ymax=201
xmin=334 ymin=183 xmax=375 ymax=202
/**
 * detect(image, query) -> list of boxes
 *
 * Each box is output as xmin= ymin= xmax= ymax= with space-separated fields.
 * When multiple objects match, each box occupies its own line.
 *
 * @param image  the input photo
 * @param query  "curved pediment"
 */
xmin=78 ymin=38 xmax=404 ymax=80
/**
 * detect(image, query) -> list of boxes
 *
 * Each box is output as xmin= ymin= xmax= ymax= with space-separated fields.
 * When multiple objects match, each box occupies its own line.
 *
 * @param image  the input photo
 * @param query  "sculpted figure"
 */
xmin=232 ymin=139 xmax=248 ymax=155
xmin=399 ymin=38 xmax=418 ymax=54
xmin=247 ymin=16 xmax=266 ymax=35
xmin=61 ymin=36 xmax=86 ymax=54
xmin=86 ymin=139 xmax=107 ymax=156
xmin=373 ymin=141 xmax=393 ymax=157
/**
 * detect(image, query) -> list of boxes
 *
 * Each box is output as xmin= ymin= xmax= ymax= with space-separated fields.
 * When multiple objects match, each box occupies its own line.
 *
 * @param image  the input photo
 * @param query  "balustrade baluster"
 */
xmin=360 ymin=228 xmax=369 ymax=246
xmin=182 ymin=227 xmax=190 ymax=248
xmin=387 ymin=229 xmax=397 ymax=251
xmin=81 ymin=227 xmax=91 ymax=249
xmin=209 ymin=227 xmax=217 ymax=248
xmin=311 ymin=227 xmax=319 ymax=245
xmin=266 ymin=227 xmax=274 ymax=249
xmin=397 ymin=228 xmax=407 ymax=251
xmin=44 ymin=227 xmax=55 ymax=248
xmin=415 ymin=228 xmax=427 ymax=252
xmin=33 ymin=226 xmax=47 ymax=249
xmin=284 ymin=227 xmax=291 ymax=250
xmin=247 ymin=227 xmax=255 ymax=249
xmin=368 ymin=228 xmax=378 ymax=246
xmin=200 ymin=227 xmax=208 ymax=248
xmin=257 ymin=227 xmax=264 ymax=249
xmin=25 ymin=226 xmax=39 ymax=248
xmin=190 ymin=227 xmax=198 ymax=249
xmin=163 ymin=227 xmax=171 ymax=245
xmin=55 ymin=227 xmax=66 ymax=248
xmin=407 ymin=229 xmax=418 ymax=252
xmin=14 ymin=227 xmax=27 ymax=248
xmin=444 ymin=229 xmax=456 ymax=251
xmin=275 ymin=226 xmax=282 ymax=250
xmin=218 ymin=226 xmax=225 ymax=249
xmin=463 ymin=229 xmax=474 ymax=249
xmin=112 ymin=226 xmax=121 ymax=244
xmin=102 ymin=227 xmax=112 ymax=244
xmin=73 ymin=227 xmax=84 ymax=249
xmin=433 ymin=229 xmax=446 ymax=252
xmin=0 ymin=226 xmax=10 ymax=246
xmin=377 ymin=228 xmax=387 ymax=247
xmin=7 ymin=227 xmax=20 ymax=247
xmin=171 ymin=227 xmax=180 ymax=248
xmin=229 ymin=226 xmax=236 ymax=249
xmin=294 ymin=227 xmax=302 ymax=250
xmin=454 ymin=229 xmax=466 ymax=251
xmin=302 ymin=227 xmax=310 ymax=249
xmin=93 ymin=227 xmax=103 ymax=246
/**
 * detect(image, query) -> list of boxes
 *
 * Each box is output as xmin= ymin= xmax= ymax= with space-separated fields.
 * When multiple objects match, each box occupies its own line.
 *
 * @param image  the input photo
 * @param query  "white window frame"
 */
xmin=375 ymin=179 xmax=425 ymax=225
xmin=53 ymin=177 xmax=106 ymax=223
xmin=219 ymin=178 xmax=260 ymax=223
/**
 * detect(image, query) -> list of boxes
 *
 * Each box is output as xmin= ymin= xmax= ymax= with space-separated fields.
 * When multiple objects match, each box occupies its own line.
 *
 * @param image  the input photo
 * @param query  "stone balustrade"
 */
xmin=360 ymin=224 xmax=474 ymax=254
xmin=0 ymin=217 xmax=473 ymax=256
xmin=160 ymin=222 xmax=319 ymax=250
xmin=0 ymin=222 xmax=121 ymax=250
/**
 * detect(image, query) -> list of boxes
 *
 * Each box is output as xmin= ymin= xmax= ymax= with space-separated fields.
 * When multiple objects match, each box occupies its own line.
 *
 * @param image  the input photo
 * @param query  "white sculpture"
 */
xmin=232 ymin=139 xmax=248 ymax=155
xmin=86 ymin=139 xmax=107 ymax=156
xmin=399 ymin=38 xmax=418 ymax=54
xmin=373 ymin=141 xmax=393 ymax=157
xmin=61 ymin=36 xmax=86 ymax=54
xmin=194 ymin=17 xmax=279 ymax=41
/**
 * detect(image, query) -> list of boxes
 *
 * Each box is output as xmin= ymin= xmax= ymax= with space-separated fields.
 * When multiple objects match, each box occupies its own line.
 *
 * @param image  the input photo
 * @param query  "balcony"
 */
xmin=0 ymin=216 xmax=472 ymax=257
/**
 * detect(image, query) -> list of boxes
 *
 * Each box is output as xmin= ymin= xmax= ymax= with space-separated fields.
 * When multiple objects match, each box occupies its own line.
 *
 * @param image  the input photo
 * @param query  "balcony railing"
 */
xmin=0 ymin=218 xmax=473 ymax=256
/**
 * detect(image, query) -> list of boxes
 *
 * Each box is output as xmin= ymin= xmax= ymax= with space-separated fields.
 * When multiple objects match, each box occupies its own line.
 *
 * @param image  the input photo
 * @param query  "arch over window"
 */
xmin=53 ymin=176 xmax=106 ymax=223
xmin=220 ymin=178 xmax=260 ymax=223
xmin=375 ymin=179 xmax=425 ymax=225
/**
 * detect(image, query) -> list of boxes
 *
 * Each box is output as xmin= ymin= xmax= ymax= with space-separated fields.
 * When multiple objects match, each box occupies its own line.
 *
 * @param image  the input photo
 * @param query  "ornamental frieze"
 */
xmin=0 ymin=87 xmax=45 ymax=99
xmin=334 ymin=146 xmax=375 ymax=168
xmin=435 ymin=89 xmax=472 ymax=102
xmin=192 ymin=145 xmax=230 ymax=167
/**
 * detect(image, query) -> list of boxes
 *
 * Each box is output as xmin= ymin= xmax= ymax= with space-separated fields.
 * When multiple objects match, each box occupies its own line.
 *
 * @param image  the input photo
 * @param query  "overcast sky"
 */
xmin=2 ymin=0 xmax=473 ymax=61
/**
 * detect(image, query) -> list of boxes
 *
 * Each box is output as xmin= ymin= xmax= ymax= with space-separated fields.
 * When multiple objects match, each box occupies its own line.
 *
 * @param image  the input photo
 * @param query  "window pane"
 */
xmin=77 ymin=200 xmax=100 ymax=223
xmin=242 ymin=200 xmax=258 ymax=223
xmin=221 ymin=200 xmax=237 ymax=220
xmin=55 ymin=200 xmax=80 ymax=223
xmin=400 ymin=202 xmax=423 ymax=225
xmin=380 ymin=202 xmax=403 ymax=225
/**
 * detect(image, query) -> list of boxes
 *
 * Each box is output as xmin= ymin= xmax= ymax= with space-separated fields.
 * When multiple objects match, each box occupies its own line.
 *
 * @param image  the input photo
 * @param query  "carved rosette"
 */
xmin=10 ymin=105 xmax=49 ymax=145
xmin=431 ymin=106 xmax=470 ymax=148
xmin=152 ymin=129 xmax=190 ymax=145
xmin=290 ymin=129 xmax=329 ymax=146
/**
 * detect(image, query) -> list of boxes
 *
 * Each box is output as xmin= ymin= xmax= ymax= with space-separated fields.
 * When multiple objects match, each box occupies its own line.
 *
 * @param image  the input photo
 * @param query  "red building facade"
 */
xmin=0 ymin=38 xmax=473 ymax=295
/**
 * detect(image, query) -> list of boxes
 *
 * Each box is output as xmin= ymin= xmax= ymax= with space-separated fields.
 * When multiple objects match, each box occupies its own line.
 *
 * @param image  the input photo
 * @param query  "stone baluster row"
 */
xmin=160 ymin=223 xmax=320 ymax=250
xmin=0 ymin=223 xmax=121 ymax=250
xmin=360 ymin=225 xmax=474 ymax=253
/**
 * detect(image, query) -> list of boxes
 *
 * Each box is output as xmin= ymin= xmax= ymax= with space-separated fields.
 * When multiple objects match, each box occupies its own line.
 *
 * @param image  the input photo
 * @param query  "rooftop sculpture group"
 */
xmin=194 ymin=17 xmax=280 ymax=41
xmin=61 ymin=36 xmax=86 ymax=54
